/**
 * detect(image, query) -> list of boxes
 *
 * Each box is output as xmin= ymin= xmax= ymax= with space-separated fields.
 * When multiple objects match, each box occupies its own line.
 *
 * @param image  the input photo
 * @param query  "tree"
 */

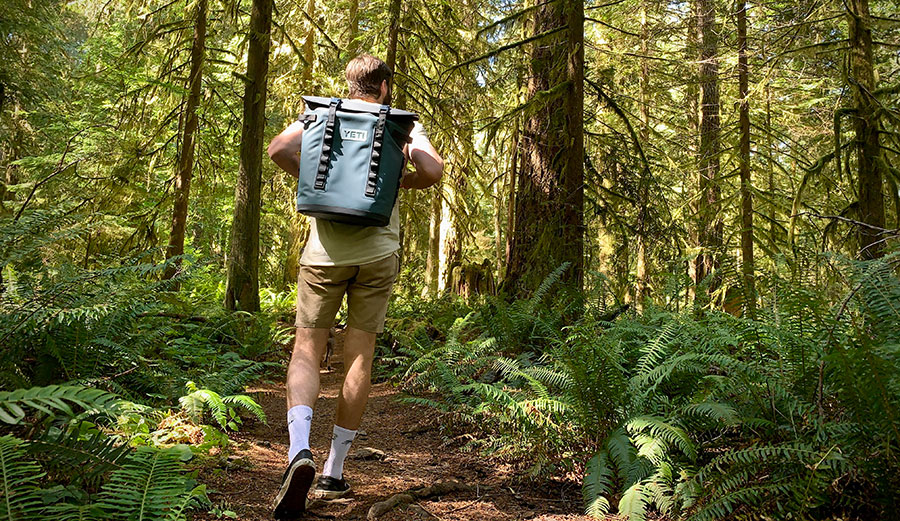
xmin=737 ymin=0 xmax=755 ymax=316
xmin=164 ymin=0 xmax=207 ymax=280
xmin=690 ymin=0 xmax=722 ymax=304
xmin=225 ymin=0 xmax=274 ymax=311
xmin=503 ymin=0 xmax=584 ymax=298
xmin=847 ymin=0 xmax=886 ymax=260
xmin=634 ymin=0 xmax=654 ymax=310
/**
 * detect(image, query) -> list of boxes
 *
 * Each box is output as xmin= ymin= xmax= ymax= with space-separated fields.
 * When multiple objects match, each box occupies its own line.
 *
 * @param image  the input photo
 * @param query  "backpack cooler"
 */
xmin=296 ymin=96 xmax=418 ymax=226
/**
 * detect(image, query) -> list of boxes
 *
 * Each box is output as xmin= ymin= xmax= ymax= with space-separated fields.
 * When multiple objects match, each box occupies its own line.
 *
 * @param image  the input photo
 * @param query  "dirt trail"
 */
xmin=195 ymin=333 xmax=588 ymax=521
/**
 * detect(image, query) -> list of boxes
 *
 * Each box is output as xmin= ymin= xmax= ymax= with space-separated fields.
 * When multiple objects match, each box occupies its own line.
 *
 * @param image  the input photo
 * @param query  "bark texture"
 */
xmin=225 ymin=0 xmax=273 ymax=311
xmin=302 ymin=0 xmax=315 ymax=84
xmin=503 ymin=0 xmax=584 ymax=298
xmin=738 ymin=0 xmax=755 ymax=316
xmin=386 ymin=0 xmax=402 ymax=72
xmin=164 ymin=0 xmax=207 ymax=281
xmin=691 ymin=0 xmax=722 ymax=303
xmin=848 ymin=0 xmax=885 ymax=259
xmin=423 ymin=181 xmax=442 ymax=296
xmin=634 ymin=0 xmax=651 ymax=310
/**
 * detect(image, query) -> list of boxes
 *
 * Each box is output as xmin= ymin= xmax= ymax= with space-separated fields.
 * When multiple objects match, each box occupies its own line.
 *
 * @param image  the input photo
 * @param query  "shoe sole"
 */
xmin=273 ymin=457 xmax=315 ymax=519
xmin=313 ymin=487 xmax=351 ymax=500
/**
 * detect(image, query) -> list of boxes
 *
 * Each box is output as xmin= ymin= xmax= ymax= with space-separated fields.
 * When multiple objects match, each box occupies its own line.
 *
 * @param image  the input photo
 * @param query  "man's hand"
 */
xmin=268 ymin=120 xmax=305 ymax=177
xmin=400 ymin=122 xmax=443 ymax=189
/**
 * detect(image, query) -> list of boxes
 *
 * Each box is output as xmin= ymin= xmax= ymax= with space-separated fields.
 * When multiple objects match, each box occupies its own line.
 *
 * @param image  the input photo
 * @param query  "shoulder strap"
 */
xmin=365 ymin=105 xmax=390 ymax=198
xmin=315 ymin=98 xmax=341 ymax=190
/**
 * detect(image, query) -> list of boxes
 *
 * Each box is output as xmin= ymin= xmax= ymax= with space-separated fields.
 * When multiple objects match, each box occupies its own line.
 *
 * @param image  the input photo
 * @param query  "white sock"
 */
xmin=322 ymin=425 xmax=357 ymax=479
xmin=287 ymin=405 xmax=313 ymax=462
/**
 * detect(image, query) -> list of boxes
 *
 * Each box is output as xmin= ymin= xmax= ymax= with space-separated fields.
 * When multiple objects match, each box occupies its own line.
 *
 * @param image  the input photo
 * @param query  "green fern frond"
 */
xmin=618 ymin=481 xmax=649 ymax=521
xmin=222 ymin=395 xmax=266 ymax=425
xmin=0 ymin=385 xmax=120 ymax=425
xmin=606 ymin=427 xmax=635 ymax=479
xmin=626 ymin=416 xmax=696 ymax=461
xmin=27 ymin=425 xmax=131 ymax=489
xmin=528 ymin=262 xmax=570 ymax=311
xmin=42 ymin=503 xmax=104 ymax=521
xmin=97 ymin=446 xmax=189 ymax=521
xmin=635 ymin=320 xmax=681 ymax=378
xmin=0 ymin=435 xmax=46 ymax=521
xmin=682 ymin=401 xmax=739 ymax=426
xmin=582 ymin=452 xmax=612 ymax=519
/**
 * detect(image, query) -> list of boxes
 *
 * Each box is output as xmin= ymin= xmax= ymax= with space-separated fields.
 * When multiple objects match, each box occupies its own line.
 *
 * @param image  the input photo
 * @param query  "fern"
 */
xmin=582 ymin=452 xmax=612 ymax=518
xmin=0 ymin=385 xmax=120 ymax=425
xmin=388 ymin=249 xmax=900 ymax=520
xmin=27 ymin=425 xmax=132 ymax=489
xmin=0 ymin=435 xmax=45 ymax=521
xmin=97 ymin=446 xmax=194 ymax=521
xmin=618 ymin=481 xmax=649 ymax=521
xmin=178 ymin=381 xmax=265 ymax=431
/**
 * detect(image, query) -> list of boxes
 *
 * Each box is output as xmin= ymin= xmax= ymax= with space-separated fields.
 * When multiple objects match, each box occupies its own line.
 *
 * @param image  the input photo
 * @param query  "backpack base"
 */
xmin=297 ymin=204 xmax=391 ymax=227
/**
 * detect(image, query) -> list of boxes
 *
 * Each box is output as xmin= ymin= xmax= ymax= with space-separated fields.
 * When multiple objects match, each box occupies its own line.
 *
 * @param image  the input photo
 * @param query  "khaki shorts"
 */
xmin=294 ymin=253 xmax=400 ymax=333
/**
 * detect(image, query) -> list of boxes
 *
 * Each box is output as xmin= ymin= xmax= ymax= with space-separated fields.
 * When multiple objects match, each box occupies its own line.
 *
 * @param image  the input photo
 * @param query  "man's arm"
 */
xmin=267 ymin=120 xmax=305 ymax=177
xmin=400 ymin=123 xmax=444 ymax=189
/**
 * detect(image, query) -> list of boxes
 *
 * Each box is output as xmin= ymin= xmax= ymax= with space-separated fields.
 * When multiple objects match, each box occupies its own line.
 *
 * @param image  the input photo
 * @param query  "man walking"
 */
xmin=267 ymin=54 xmax=444 ymax=518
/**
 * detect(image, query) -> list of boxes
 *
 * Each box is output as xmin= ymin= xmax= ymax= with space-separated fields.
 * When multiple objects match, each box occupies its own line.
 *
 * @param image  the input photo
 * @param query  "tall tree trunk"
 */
xmin=634 ymin=0 xmax=652 ymax=311
xmin=302 ymin=0 xmax=315 ymax=85
xmin=347 ymin=0 xmax=359 ymax=57
xmin=505 ymin=126 xmax=518 ymax=268
xmin=494 ymin=168 xmax=504 ymax=279
xmin=395 ymin=33 xmax=411 ymax=261
xmin=224 ymin=0 xmax=273 ymax=311
xmin=847 ymin=0 xmax=885 ymax=260
xmin=684 ymin=5 xmax=699 ymax=306
xmin=503 ymin=0 xmax=584 ymax=297
xmin=164 ymin=0 xmax=207 ymax=281
xmin=737 ymin=0 xmax=755 ymax=317
xmin=765 ymin=75 xmax=776 ymax=250
xmin=691 ymin=0 xmax=722 ymax=304
xmin=439 ymin=167 xmax=460 ymax=293
xmin=386 ymin=0 xmax=402 ymax=72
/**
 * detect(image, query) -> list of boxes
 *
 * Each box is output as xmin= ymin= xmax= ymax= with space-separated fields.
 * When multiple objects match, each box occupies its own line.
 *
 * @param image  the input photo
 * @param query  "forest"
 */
xmin=1 ymin=0 xmax=900 ymax=519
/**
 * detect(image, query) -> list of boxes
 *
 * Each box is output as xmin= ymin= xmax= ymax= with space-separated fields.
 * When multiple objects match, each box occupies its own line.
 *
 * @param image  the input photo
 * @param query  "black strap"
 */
xmin=315 ymin=98 xmax=340 ymax=190
xmin=366 ymin=105 xmax=390 ymax=198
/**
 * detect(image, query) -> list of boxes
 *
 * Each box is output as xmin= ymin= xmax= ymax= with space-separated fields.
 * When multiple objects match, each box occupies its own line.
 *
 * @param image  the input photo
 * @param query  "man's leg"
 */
xmin=275 ymin=264 xmax=352 ymax=517
xmin=287 ymin=327 xmax=331 ymax=410
xmin=284 ymin=327 xmax=330 ymax=461
xmin=318 ymin=254 xmax=398 ymax=491
xmin=318 ymin=327 xmax=375 ymax=487
xmin=334 ymin=326 xmax=377 ymax=429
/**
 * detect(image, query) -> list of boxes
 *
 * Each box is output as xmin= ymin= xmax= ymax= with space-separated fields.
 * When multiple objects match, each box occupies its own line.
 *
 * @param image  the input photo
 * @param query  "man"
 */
xmin=267 ymin=54 xmax=444 ymax=519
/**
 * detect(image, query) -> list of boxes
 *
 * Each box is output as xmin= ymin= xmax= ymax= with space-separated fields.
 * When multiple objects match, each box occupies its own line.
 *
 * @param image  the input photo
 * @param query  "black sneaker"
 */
xmin=313 ymin=475 xmax=351 ymax=499
xmin=273 ymin=449 xmax=315 ymax=519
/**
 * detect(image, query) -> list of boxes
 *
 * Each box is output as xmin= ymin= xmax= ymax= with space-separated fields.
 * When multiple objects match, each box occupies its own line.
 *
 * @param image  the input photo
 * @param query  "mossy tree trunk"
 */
xmin=224 ymin=0 xmax=273 ymax=311
xmin=164 ymin=0 xmax=207 ymax=281
xmin=502 ymin=0 xmax=584 ymax=298
xmin=690 ymin=0 xmax=722 ymax=305
xmin=737 ymin=0 xmax=756 ymax=316
xmin=847 ymin=0 xmax=885 ymax=260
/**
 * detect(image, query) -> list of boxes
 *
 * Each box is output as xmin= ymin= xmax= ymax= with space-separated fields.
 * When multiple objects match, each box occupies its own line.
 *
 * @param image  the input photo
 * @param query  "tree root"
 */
xmin=367 ymin=480 xmax=473 ymax=519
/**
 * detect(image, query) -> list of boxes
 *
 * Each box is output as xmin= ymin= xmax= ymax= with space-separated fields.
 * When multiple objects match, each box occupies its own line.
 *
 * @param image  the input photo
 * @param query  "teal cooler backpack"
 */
xmin=297 ymin=96 xmax=417 ymax=226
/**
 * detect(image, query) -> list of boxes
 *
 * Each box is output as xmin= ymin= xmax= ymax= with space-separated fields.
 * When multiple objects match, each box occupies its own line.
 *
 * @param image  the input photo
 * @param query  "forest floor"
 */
xmin=192 ymin=330 xmax=592 ymax=521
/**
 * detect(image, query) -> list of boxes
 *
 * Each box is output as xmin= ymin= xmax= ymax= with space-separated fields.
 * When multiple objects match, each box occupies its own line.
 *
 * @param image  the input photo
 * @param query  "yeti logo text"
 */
xmin=342 ymin=129 xmax=368 ymax=142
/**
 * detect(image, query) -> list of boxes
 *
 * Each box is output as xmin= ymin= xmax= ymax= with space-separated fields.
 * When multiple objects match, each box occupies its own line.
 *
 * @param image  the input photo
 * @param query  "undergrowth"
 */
xmin=382 ymin=252 xmax=900 ymax=521
xmin=0 ymin=210 xmax=288 ymax=519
